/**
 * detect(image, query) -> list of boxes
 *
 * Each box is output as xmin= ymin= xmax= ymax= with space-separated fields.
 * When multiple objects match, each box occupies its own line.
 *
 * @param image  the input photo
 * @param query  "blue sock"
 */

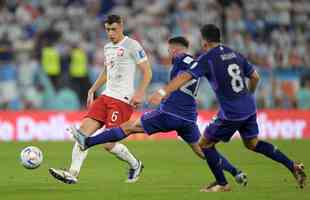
xmin=254 ymin=141 xmax=294 ymax=172
xmin=86 ymin=128 xmax=127 ymax=148
xmin=219 ymin=154 xmax=239 ymax=177
xmin=202 ymin=147 xmax=228 ymax=185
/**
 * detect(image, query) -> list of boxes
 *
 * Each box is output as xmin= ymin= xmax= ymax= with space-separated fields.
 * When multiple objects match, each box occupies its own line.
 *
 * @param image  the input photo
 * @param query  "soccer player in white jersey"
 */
xmin=49 ymin=14 xmax=152 ymax=184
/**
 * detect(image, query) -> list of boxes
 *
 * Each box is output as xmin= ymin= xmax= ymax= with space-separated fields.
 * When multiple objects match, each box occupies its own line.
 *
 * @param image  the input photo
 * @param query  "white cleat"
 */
xmin=48 ymin=168 xmax=78 ymax=184
xmin=126 ymin=160 xmax=144 ymax=183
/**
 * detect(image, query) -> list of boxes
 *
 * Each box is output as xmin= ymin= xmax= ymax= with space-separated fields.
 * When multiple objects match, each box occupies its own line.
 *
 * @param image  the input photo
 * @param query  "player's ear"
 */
xmin=119 ymin=20 xmax=124 ymax=30
xmin=203 ymin=42 xmax=208 ymax=50
xmin=171 ymin=48 xmax=176 ymax=55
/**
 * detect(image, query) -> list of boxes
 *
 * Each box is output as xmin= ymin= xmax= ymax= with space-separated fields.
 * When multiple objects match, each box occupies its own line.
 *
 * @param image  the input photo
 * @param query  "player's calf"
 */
xmin=245 ymin=138 xmax=307 ymax=188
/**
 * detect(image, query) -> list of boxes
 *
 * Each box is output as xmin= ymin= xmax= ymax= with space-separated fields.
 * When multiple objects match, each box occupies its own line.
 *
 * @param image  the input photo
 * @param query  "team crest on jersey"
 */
xmin=183 ymin=56 xmax=193 ymax=64
xmin=117 ymin=48 xmax=125 ymax=56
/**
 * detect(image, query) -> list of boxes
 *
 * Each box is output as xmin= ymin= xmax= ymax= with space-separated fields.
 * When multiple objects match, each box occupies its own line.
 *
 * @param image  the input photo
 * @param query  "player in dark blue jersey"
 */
xmin=70 ymin=36 xmax=247 ymax=185
xmin=149 ymin=24 xmax=306 ymax=192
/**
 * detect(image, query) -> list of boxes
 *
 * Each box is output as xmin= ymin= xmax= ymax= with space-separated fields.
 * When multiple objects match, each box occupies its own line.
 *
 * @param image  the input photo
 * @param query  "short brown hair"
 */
xmin=104 ymin=14 xmax=122 ymax=25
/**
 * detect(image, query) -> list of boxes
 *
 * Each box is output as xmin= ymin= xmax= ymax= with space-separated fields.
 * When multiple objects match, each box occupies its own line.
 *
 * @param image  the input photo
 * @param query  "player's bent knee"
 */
xmin=102 ymin=142 xmax=116 ymax=151
xmin=247 ymin=145 xmax=256 ymax=151
xmin=120 ymin=120 xmax=144 ymax=135
xmin=120 ymin=122 xmax=135 ymax=135
xmin=79 ymin=118 xmax=102 ymax=136
xmin=190 ymin=143 xmax=205 ymax=159
xmin=198 ymin=137 xmax=214 ymax=149
xmin=243 ymin=139 xmax=258 ymax=151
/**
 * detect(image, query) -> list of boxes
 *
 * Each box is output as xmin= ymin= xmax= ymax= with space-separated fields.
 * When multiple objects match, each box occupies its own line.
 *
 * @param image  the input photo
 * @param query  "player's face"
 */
xmin=201 ymin=39 xmax=209 ymax=51
xmin=168 ymin=43 xmax=180 ymax=58
xmin=168 ymin=44 xmax=175 ymax=58
xmin=105 ymin=22 xmax=124 ymax=43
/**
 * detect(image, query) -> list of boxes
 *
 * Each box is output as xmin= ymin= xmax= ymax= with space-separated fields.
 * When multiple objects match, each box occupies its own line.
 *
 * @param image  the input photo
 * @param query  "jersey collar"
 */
xmin=207 ymin=44 xmax=223 ymax=53
xmin=115 ymin=36 xmax=128 ymax=46
xmin=172 ymin=52 xmax=188 ymax=64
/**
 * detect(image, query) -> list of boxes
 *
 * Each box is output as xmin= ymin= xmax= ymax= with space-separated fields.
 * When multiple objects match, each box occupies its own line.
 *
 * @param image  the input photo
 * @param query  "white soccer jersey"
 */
xmin=102 ymin=36 xmax=148 ymax=103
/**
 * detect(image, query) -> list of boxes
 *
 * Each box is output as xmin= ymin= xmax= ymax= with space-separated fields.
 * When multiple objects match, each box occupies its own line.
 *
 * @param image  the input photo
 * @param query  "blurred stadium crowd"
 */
xmin=0 ymin=0 xmax=310 ymax=110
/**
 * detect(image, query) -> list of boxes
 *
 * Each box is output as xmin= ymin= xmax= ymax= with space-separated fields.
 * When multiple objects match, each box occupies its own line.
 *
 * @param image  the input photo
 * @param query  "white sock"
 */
xmin=110 ymin=143 xmax=139 ymax=169
xmin=69 ymin=142 xmax=89 ymax=177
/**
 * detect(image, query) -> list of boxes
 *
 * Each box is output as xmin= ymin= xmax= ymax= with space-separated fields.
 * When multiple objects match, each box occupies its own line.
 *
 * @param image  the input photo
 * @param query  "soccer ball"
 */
xmin=20 ymin=146 xmax=43 ymax=169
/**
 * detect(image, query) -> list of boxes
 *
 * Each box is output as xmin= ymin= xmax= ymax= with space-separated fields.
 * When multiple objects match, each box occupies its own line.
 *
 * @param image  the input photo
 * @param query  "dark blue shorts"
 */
xmin=204 ymin=114 xmax=259 ymax=142
xmin=140 ymin=110 xmax=201 ymax=144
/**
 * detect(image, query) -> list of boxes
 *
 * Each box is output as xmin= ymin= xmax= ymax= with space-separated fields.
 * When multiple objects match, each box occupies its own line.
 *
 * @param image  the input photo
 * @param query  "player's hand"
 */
xmin=130 ymin=90 xmax=144 ymax=108
xmin=148 ymin=91 xmax=164 ymax=106
xmin=87 ymin=89 xmax=95 ymax=107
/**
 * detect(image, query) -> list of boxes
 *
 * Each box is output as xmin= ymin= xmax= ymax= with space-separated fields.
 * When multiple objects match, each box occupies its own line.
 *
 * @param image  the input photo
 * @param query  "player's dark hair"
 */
xmin=104 ymin=14 xmax=122 ymax=24
xmin=200 ymin=24 xmax=221 ymax=43
xmin=168 ymin=36 xmax=189 ymax=48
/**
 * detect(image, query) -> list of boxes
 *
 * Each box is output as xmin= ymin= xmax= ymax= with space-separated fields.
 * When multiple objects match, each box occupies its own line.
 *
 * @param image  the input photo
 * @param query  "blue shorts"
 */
xmin=204 ymin=114 xmax=259 ymax=142
xmin=140 ymin=110 xmax=201 ymax=144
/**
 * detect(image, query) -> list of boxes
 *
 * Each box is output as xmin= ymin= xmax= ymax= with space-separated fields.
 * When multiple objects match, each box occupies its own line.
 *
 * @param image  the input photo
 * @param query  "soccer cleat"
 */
xmin=48 ymin=168 xmax=78 ymax=184
xmin=68 ymin=126 xmax=88 ymax=151
xmin=235 ymin=171 xmax=248 ymax=186
xmin=126 ymin=160 xmax=144 ymax=183
xmin=292 ymin=163 xmax=307 ymax=189
xmin=200 ymin=181 xmax=231 ymax=192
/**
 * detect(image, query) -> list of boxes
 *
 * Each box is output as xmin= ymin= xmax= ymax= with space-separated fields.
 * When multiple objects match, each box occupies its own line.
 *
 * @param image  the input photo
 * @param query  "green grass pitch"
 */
xmin=0 ymin=140 xmax=309 ymax=200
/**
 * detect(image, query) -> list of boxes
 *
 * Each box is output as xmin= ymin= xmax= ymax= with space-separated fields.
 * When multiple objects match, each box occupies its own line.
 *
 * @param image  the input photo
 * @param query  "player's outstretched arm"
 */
xmin=130 ymin=60 xmax=152 ymax=107
xmin=149 ymin=72 xmax=193 ymax=105
xmin=87 ymin=67 xmax=107 ymax=106
xmin=248 ymin=70 xmax=260 ymax=94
